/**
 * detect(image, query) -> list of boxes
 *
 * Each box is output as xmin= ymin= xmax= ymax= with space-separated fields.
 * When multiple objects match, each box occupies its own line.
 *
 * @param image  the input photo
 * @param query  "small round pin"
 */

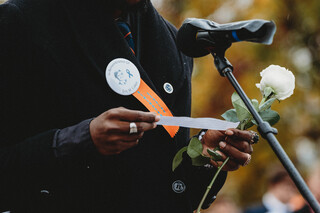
xmin=163 ymin=82 xmax=173 ymax=94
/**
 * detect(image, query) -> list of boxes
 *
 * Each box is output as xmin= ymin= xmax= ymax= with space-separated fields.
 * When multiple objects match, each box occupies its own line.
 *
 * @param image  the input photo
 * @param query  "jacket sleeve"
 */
xmin=0 ymin=130 xmax=58 ymax=209
xmin=0 ymin=3 xmax=60 ymax=210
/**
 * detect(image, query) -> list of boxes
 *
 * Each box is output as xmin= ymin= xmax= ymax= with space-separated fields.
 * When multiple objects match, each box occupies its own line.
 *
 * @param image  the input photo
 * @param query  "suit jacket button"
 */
xmin=40 ymin=189 xmax=50 ymax=195
xmin=172 ymin=180 xmax=186 ymax=193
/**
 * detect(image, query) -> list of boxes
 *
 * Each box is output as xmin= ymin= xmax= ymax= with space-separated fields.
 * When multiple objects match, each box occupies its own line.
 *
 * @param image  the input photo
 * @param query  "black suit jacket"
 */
xmin=0 ymin=0 xmax=226 ymax=212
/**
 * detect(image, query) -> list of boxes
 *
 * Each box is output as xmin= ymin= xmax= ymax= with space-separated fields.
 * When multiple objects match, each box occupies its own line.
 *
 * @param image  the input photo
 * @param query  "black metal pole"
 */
xmin=212 ymin=53 xmax=320 ymax=213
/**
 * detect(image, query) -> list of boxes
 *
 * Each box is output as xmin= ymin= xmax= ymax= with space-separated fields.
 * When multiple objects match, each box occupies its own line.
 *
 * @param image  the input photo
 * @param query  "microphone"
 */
xmin=177 ymin=18 xmax=276 ymax=58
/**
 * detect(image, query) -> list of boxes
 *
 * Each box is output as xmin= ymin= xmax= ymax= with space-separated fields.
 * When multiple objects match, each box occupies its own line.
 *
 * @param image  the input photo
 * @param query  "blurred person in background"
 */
xmin=202 ymin=195 xmax=242 ymax=213
xmin=290 ymin=163 xmax=320 ymax=213
xmin=244 ymin=165 xmax=297 ymax=213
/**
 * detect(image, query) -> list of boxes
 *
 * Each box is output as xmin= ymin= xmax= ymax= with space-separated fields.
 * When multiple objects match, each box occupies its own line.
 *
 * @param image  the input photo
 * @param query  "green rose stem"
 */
xmin=196 ymin=123 xmax=246 ymax=213
xmin=196 ymin=157 xmax=230 ymax=213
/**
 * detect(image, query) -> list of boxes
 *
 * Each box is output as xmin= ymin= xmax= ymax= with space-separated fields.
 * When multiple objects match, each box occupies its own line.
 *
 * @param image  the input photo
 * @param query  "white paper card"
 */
xmin=157 ymin=116 xmax=239 ymax=130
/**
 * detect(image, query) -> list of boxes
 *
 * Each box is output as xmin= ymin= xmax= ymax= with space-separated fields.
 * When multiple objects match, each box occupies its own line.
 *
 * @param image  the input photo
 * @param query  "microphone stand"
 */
xmin=211 ymin=48 xmax=320 ymax=213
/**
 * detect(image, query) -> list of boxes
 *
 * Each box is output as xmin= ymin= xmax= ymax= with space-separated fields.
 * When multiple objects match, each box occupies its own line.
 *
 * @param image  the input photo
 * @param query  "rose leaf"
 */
xmin=187 ymin=137 xmax=203 ymax=158
xmin=244 ymin=120 xmax=255 ymax=129
xmin=252 ymin=99 xmax=259 ymax=111
xmin=191 ymin=155 xmax=211 ymax=167
xmin=263 ymin=87 xmax=274 ymax=98
xmin=172 ymin=146 xmax=187 ymax=171
xmin=231 ymin=92 xmax=251 ymax=121
xmin=259 ymin=109 xmax=280 ymax=126
xmin=207 ymin=149 xmax=223 ymax=161
xmin=221 ymin=109 xmax=240 ymax=122
xmin=259 ymin=97 xmax=276 ymax=111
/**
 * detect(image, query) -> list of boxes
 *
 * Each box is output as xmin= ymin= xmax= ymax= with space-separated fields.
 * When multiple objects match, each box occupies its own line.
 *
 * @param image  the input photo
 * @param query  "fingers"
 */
xmin=225 ymin=138 xmax=253 ymax=154
xmin=209 ymin=143 xmax=251 ymax=170
xmin=202 ymin=130 xmax=226 ymax=147
xmin=204 ymin=129 xmax=255 ymax=171
xmin=225 ymin=129 xmax=256 ymax=153
xmin=225 ymin=128 xmax=254 ymax=143
xmin=90 ymin=107 xmax=160 ymax=156
xmin=108 ymin=107 xmax=160 ymax=123
xmin=107 ymin=132 xmax=144 ymax=142
xmin=109 ymin=120 xmax=156 ymax=134
xmin=218 ymin=141 xmax=251 ymax=166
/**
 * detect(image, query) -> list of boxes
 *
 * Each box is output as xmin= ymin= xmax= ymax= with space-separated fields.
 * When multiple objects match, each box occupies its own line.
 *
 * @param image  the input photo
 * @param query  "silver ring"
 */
xmin=249 ymin=130 xmax=259 ymax=144
xmin=242 ymin=154 xmax=251 ymax=167
xmin=129 ymin=122 xmax=138 ymax=134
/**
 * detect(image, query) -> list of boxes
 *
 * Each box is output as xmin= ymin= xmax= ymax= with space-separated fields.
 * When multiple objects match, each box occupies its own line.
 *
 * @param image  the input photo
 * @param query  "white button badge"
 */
xmin=163 ymin=82 xmax=173 ymax=94
xmin=106 ymin=58 xmax=141 ymax=96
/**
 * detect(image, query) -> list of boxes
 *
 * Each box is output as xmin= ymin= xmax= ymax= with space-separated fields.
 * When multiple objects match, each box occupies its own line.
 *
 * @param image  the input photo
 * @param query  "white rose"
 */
xmin=256 ymin=65 xmax=295 ymax=100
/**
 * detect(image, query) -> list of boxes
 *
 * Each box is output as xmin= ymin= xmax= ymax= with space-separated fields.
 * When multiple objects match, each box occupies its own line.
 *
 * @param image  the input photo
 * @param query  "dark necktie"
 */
xmin=117 ymin=21 xmax=136 ymax=56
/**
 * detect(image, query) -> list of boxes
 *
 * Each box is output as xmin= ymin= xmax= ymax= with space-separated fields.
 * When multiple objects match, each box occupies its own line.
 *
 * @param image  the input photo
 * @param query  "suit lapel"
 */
xmin=60 ymin=0 xmax=160 ymax=96
xmin=45 ymin=0 xmax=189 ymax=118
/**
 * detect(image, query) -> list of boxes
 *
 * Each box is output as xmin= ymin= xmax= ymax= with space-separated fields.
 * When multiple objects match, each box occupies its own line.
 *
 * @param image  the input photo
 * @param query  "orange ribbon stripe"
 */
xmin=133 ymin=80 xmax=179 ymax=138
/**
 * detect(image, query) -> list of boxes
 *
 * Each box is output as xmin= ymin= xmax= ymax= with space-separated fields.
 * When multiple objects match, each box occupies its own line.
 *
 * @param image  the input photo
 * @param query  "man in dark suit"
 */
xmin=0 ymin=0 xmax=255 ymax=212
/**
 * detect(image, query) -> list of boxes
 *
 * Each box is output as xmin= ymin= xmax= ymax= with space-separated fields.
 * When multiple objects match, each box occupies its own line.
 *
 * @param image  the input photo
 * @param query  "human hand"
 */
xmin=202 ymin=129 xmax=257 ymax=171
xmin=90 ymin=107 xmax=160 ymax=155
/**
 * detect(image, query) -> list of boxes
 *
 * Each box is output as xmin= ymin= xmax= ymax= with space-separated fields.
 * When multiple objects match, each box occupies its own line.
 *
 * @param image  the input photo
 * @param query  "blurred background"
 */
xmin=1 ymin=0 xmax=319 ymax=212
xmin=151 ymin=0 xmax=320 ymax=212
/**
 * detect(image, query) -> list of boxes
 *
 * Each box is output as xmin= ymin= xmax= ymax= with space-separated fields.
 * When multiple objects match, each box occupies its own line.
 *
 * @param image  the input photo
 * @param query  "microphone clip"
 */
xmin=210 ymin=48 xmax=233 ymax=77
xmin=196 ymin=31 xmax=232 ymax=54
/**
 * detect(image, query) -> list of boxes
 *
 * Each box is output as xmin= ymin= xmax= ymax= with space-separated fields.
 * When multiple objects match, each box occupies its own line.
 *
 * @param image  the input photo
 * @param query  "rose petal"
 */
xmin=257 ymin=65 xmax=295 ymax=100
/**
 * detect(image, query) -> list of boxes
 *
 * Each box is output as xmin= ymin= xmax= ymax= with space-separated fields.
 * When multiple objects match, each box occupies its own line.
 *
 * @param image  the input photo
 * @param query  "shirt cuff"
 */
xmin=198 ymin=129 xmax=207 ymax=141
xmin=52 ymin=118 xmax=94 ymax=158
